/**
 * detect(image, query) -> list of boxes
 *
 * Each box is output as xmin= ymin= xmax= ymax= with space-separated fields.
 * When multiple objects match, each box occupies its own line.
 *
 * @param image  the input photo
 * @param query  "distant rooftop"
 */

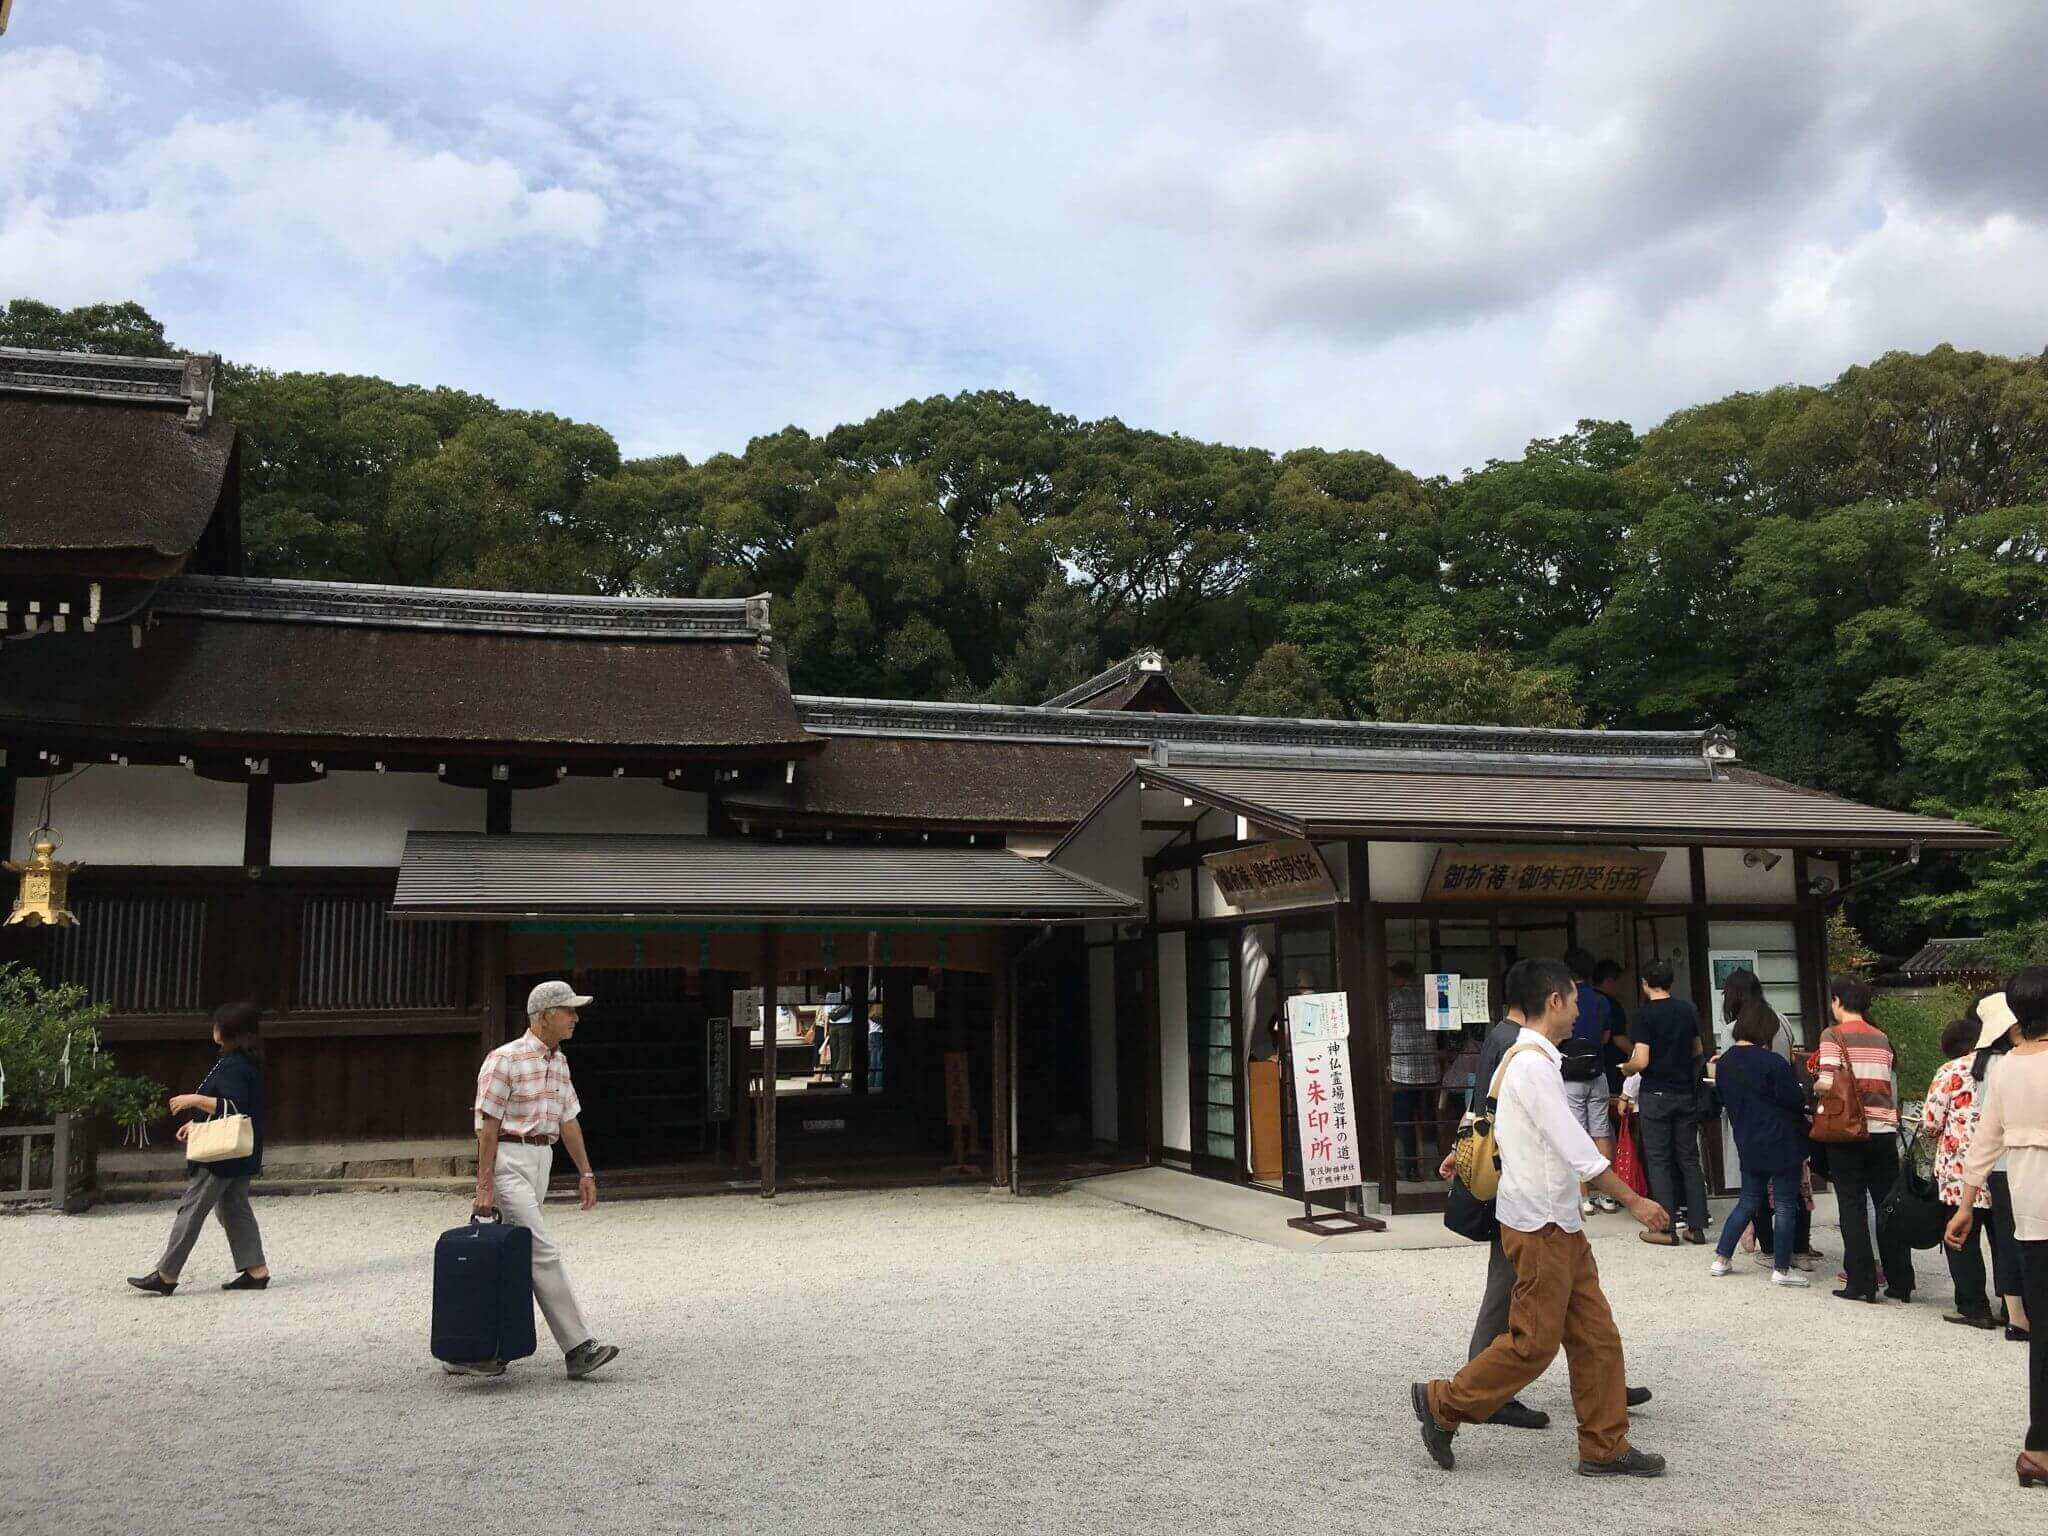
xmin=796 ymin=695 xmax=1729 ymax=780
xmin=156 ymin=574 xmax=773 ymax=646
xmin=1041 ymin=650 xmax=1192 ymax=712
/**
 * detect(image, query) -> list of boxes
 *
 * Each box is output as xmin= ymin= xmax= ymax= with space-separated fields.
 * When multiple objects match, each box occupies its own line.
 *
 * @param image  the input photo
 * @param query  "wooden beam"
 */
xmin=242 ymin=777 xmax=274 ymax=868
xmin=486 ymin=782 xmax=512 ymax=835
xmin=756 ymin=925 xmax=779 ymax=1199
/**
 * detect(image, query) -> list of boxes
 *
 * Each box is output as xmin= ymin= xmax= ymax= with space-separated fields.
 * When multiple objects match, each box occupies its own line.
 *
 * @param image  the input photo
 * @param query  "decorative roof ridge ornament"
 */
xmin=0 ymin=346 xmax=217 ymax=428
xmin=797 ymin=695 xmax=1712 ymax=764
xmin=153 ymin=574 xmax=771 ymax=642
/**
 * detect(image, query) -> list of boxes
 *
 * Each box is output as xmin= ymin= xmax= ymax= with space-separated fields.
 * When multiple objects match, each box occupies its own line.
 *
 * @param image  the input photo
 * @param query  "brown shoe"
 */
xmin=2019 ymin=1451 xmax=2048 ymax=1489
xmin=1638 ymin=1229 xmax=1679 ymax=1247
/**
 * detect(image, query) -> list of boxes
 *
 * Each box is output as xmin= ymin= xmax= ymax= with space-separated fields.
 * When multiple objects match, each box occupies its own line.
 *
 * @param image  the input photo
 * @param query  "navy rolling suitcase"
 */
xmin=431 ymin=1210 xmax=537 ymax=1364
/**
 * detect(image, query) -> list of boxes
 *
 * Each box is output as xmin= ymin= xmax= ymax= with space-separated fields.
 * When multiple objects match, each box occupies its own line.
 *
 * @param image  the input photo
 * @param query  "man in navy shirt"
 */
xmin=1562 ymin=949 xmax=1619 ymax=1214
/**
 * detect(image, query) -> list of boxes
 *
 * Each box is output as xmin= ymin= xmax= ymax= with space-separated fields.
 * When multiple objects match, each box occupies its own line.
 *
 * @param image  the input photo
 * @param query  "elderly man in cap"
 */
xmin=453 ymin=979 xmax=619 ymax=1379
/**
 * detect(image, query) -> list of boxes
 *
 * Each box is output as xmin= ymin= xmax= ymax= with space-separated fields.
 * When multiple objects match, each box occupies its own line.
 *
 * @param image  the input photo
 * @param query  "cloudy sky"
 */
xmin=4 ymin=2 xmax=2045 ymax=473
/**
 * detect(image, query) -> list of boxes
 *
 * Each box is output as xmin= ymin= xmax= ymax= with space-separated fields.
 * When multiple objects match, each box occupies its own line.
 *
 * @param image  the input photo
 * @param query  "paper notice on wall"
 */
xmin=1459 ymin=977 xmax=1490 ymax=1025
xmin=913 ymin=985 xmax=936 ymax=1020
xmin=1425 ymin=973 xmax=1462 ymax=1031
xmin=1290 ymin=1036 xmax=1362 ymax=1192
xmin=1285 ymin=990 xmax=1349 ymax=1044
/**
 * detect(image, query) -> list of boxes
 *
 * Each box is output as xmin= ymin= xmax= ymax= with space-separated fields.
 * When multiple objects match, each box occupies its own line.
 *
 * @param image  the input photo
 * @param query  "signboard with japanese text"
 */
xmin=706 ymin=1016 xmax=731 ymax=1121
xmin=1286 ymin=993 xmax=1362 ymax=1192
xmin=1204 ymin=839 xmax=1338 ymax=913
xmin=1458 ymin=977 xmax=1491 ymax=1026
xmin=1422 ymin=846 xmax=1667 ymax=905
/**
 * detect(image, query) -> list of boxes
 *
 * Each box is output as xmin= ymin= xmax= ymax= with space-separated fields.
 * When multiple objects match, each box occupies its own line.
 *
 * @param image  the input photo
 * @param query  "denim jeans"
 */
xmin=1717 ymin=1165 xmax=1802 ymax=1271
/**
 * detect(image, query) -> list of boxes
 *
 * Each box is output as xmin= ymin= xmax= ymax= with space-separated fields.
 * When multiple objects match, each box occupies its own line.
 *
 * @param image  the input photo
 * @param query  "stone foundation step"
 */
xmin=100 ymin=1138 xmax=477 ymax=1185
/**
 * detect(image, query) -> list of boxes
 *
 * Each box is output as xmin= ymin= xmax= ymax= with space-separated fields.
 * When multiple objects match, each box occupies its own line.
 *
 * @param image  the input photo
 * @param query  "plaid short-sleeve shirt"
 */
xmin=474 ymin=1031 xmax=581 ymax=1136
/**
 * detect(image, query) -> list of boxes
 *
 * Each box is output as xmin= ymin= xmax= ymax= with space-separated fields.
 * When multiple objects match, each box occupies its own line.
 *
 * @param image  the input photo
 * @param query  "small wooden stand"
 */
xmin=1279 ymin=1026 xmax=1385 ymax=1236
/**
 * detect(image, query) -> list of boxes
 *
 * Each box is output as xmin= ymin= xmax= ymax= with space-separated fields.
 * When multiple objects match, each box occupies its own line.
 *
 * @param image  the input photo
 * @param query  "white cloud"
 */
xmin=5 ymin=2 xmax=2046 ymax=471
xmin=0 ymin=46 xmax=108 ymax=191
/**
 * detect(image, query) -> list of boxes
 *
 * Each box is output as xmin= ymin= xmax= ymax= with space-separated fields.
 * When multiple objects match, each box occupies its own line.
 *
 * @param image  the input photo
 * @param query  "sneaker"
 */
xmin=1410 ymin=1382 xmax=1455 ymax=1470
xmin=441 ymin=1359 xmax=507 ymax=1377
xmin=1578 ymin=1446 xmax=1668 ymax=1478
xmin=1771 ymin=1269 xmax=1811 ymax=1287
xmin=1596 ymin=1195 xmax=1621 ymax=1213
xmin=1582 ymin=1197 xmax=1599 ymax=1216
xmin=566 ymin=1340 xmax=620 ymax=1380
xmin=1708 ymin=1256 xmax=1735 ymax=1277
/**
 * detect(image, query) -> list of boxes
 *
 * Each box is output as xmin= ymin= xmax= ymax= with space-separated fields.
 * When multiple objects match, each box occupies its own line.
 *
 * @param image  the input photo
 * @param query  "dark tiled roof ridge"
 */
xmin=155 ymin=573 xmax=772 ymax=643
xmin=797 ymin=693 xmax=1719 ymax=763
xmin=0 ymin=346 xmax=216 ymax=426
xmin=1041 ymin=649 xmax=1169 ymax=708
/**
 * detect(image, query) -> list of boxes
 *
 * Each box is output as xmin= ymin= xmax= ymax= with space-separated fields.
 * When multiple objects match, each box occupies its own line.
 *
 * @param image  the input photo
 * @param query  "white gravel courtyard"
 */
xmin=2 ymin=1184 xmax=2038 ymax=1536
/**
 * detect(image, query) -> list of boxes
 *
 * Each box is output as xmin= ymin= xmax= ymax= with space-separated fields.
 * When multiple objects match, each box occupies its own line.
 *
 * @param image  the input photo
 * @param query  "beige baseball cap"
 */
xmin=527 ymin=980 xmax=593 ymax=1016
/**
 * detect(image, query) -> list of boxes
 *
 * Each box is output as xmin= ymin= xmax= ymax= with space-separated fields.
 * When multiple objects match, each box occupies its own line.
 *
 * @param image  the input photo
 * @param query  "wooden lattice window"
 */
xmin=39 ymin=894 xmax=208 ymax=1014
xmin=295 ymin=895 xmax=461 ymax=1011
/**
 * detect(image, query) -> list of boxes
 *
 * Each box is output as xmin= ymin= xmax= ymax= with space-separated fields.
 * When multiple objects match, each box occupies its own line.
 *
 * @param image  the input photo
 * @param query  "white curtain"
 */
xmin=1241 ymin=926 xmax=1274 ymax=1175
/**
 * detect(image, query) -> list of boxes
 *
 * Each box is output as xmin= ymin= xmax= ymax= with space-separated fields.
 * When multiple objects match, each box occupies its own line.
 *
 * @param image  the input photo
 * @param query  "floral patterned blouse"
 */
xmin=1922 ymin=1056 xmax=1993 ymax=1210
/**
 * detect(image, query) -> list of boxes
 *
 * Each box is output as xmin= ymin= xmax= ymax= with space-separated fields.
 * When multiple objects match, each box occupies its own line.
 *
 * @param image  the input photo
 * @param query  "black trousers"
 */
xmin=1944 ymin=1201 xmax=1992 ymax=1316
xmin=1991 ymin=1173 xmax=2029 ymax=1299
xmin=2022 ymin=1239 xmax=2048 ymax=1453
xmin=1639 ymin=1088 xmax=1710 ymax=1233
xmin=1828 ymin=1134 xmax=1915 ymax=1298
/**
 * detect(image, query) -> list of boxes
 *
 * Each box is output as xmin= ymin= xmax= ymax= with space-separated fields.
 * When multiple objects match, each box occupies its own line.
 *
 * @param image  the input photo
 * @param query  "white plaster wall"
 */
xmin=514 ymin=777 xmax=709 ymax=835
xmin=1703 ymin=846 xmax=1796 ymax=904
xmin=1048 ymin=777 xmax=1141 ymax=900
xmin=1153 ymin=867 xmax=1194 ymax=922
xmin=1089 ymin=943 xmax=1118 ymax=1142
xmin=11 ymin=766 xmax=244 ymax=865
xmin=1006 ymin=833 xmax=1059 ymax=859
xmin=271 ymin=772 xmax=484 ymax=866
xmin=1368 ymin=841 xmax=1435 ymax=902
xmin=1158 ymin=931 xmax=1190 ymax=1153
xmin=1647 ymin=846 xmax=1692 ymax=904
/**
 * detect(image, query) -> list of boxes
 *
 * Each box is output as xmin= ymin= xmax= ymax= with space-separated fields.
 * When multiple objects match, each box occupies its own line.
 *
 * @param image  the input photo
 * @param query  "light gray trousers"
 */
xmin=1469 ymin=1233 xmax=1516 ymax=1360
xmin=157 ymin=1169 xmax=265 ymax=1279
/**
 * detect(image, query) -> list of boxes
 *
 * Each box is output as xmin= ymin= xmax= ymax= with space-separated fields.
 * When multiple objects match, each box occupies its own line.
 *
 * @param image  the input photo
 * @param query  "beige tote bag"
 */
xmin=186 ymin=1099 xmax=255 ymax=1164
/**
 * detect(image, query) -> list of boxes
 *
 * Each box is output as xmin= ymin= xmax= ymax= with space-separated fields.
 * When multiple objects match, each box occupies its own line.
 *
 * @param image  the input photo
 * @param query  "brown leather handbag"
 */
xmin=1808 ymin=1027 xmax=1869 ymax=1144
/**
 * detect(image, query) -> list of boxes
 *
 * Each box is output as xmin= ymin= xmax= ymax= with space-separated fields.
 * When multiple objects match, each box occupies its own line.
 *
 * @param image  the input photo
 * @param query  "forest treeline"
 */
xmin=7 ymin=298 xmax=2047 ymax=956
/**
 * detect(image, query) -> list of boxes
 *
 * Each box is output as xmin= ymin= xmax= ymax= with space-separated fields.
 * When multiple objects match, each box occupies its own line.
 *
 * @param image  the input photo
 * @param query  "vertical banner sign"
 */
xmin=1286 ymin=992 xmax=1361 ymax=1193
xmin=706 ymin=1016 xmax=731 ymax=1121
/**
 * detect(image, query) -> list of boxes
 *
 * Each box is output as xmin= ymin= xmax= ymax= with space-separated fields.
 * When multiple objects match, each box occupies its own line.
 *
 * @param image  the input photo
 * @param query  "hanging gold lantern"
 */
xmin=5 ymin=828 xmax=80 ymax=927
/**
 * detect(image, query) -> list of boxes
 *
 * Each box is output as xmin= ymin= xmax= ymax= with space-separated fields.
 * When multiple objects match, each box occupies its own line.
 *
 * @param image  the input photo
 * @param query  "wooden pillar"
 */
xmin=1341 ymin=837 xmax=1390 ymax=1212
xmin=242 ymin=778 xmax=274 ymax=868
xmin=1686 ymin=847 xmax=1712 ymax=1022
xmin=486 ymin=782 xmax=512 ymax=835
xmin=848 ymin=963 xmax=871 ymax=1096
xmin=756 ymin=925 xmax=779 ymax=1198
xmin=992 ymin=932 xmax=1013 ymax=1193
xmin=481 ymin=923 xmax=508 ymax=1057
xmin=1 ymin=759 xmax=18 ymax=859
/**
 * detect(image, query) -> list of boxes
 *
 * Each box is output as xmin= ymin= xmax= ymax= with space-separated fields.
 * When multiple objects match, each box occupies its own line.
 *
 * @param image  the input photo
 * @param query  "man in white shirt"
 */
xmin=1413 ymin=961 xmax=1670 ymax=1478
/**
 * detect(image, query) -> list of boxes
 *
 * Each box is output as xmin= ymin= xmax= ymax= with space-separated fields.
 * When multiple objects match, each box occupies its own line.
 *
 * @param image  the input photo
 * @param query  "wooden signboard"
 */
xmin=706 ymin=1016 xmax=731 ymax=1121
xmin=942 ymin=1050 xmax=979 ymax=1174
xmin=1422 ymin=845 xmax=1667 ymax=904
xmin=1204 ymin=839 xmax=1337 ymax=913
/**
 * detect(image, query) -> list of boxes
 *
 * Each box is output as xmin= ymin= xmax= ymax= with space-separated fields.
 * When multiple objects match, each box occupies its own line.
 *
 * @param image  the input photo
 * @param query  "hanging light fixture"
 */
xmin=5 ymin=825 xmax=80 ymax=927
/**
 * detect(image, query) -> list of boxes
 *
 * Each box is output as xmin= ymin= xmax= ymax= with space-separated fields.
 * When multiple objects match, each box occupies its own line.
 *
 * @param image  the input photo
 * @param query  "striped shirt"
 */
xmin=474 ymin=1031 xmax=582 ymax=1136
xmin=1817 ymin=1018 xmax=1898 ymax=1134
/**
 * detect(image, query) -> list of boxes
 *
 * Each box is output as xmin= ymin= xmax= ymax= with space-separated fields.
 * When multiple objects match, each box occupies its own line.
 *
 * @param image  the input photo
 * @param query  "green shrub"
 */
xmin=1870 ymin=986 xmax=1969 ymax=1102
xmin=0 ymin=963 xmax=163 ymax=1134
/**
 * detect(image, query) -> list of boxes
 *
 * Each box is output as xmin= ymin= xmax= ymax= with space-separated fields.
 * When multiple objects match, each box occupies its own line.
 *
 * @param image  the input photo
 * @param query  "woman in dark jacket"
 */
xmin=1707 ymin=992 xmax=1812 ymax=1286
xmin=127 ymin=1003 xmax=269 ymax=1295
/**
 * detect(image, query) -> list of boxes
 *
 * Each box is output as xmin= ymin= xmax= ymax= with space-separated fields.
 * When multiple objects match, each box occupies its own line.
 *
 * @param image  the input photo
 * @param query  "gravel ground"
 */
xmin=1 ymin=1185 xmax=2039 ymax=1536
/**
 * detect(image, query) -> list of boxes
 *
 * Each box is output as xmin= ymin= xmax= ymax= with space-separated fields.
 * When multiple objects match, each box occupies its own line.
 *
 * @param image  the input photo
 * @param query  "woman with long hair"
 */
xmin=1721 ymin=969 xmax=1818 ymax=1266
xmin=1946 ymin=965 xmax=2048 ymax=1487
xmin=126 ymin=1002 xmax=270 ymax=1295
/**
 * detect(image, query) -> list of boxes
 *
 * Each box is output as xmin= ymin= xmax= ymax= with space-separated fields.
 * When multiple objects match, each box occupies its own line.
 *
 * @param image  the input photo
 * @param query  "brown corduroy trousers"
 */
xmin=1428 ymin=1222 xmax=1630 ymax=1462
